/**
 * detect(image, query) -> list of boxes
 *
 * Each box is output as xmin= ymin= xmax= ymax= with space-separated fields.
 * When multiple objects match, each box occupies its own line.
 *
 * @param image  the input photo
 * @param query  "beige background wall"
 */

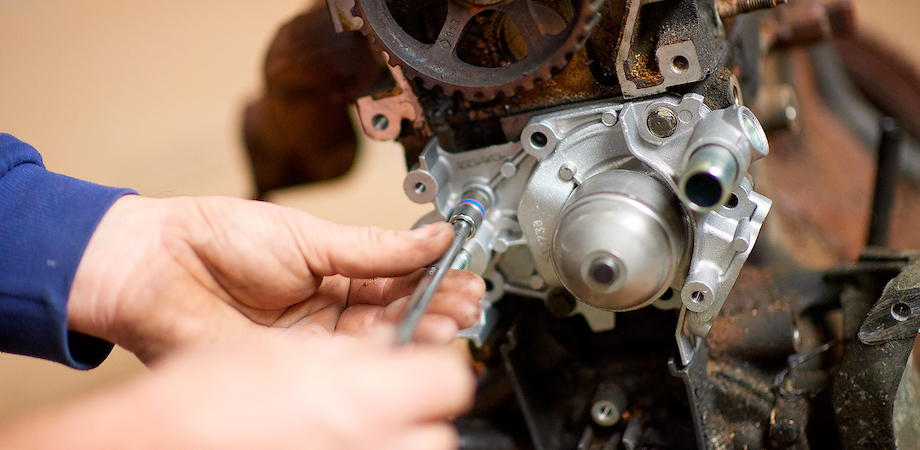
xmin=0 ymin=0 xmax=914 ymax=422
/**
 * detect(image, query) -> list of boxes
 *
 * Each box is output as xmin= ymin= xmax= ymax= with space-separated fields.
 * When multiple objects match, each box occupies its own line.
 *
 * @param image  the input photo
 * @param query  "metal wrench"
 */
xmin=395 ymin=219 xmax=472 ymax=345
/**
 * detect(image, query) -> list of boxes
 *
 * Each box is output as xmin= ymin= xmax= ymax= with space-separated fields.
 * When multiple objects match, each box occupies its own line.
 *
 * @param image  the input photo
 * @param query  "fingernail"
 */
xmin=467 ymin=302 xmax=482 ymax=326
xmin=410 ymin=222 xmax=448 ymax=239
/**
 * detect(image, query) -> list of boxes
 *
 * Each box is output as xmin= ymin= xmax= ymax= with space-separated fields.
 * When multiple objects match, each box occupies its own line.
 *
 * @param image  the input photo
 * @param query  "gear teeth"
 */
xmin=475 ymin=91 xmax=497 ymax=102
xmin=352 ymin=0 xmax=606 ymax=101
xmin=520 ymin=77 xmax=536 ymax=91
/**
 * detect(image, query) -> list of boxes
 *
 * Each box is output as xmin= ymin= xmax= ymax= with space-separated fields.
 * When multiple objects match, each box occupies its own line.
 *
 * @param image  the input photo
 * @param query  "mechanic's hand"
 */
xmin=67 ymin=195 xmax=485 ymax=363
xmin=0 ymin=332 xmax=475 ymax=450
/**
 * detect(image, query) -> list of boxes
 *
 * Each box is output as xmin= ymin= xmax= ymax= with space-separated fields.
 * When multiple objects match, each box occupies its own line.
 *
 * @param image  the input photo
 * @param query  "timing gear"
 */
xmin=352 ymin=0 xmax=604 ymax=101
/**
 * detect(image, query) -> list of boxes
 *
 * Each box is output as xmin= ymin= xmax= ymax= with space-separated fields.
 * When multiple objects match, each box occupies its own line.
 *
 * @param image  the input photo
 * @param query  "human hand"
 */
xmin=68 ymin=195 xmax=485 ymax=363
xmin=0 ymin=332 xmax=476 ymax=450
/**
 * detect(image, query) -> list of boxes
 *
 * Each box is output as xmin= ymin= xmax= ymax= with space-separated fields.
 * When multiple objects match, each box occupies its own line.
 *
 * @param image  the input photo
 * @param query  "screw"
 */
xmin=371 ymin=114 xmax=389 ymax=131
xmin=647 ymin=107 xmax=678 ymax=138
xmin=718 ymin=0 xmax=787 ymax=18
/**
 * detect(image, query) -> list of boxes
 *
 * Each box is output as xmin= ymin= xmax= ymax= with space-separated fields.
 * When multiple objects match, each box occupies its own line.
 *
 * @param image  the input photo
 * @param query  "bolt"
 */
xmin=647 ymin=107 xmax=678 ymax=138
xmin=500 ymin=160 xmax=517 ymax=178
xmin=558 ymin=162 xmax=577 ymax=181
xmin=601 ymin=110 xmax=618 ymax=126
xmin=718 ymin=0 xmax=787 ymax=18
xmin=371 ymin=114 xmax=389 ymax=131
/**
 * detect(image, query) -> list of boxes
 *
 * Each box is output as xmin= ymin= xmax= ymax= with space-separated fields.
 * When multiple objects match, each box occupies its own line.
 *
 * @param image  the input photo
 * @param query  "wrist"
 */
xmin=67 ymin=195 xmax=164 ymax=346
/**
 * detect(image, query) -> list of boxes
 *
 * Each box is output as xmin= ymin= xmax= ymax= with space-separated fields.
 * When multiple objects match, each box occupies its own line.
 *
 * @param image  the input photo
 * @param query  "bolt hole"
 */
xmin=413 ymin=182 xmax=426 ymax=195
xmin=671 ymin=55 xmax=689 ymax=73
xmin=530 ymin=131 xmax=548 ymax=148
xmin=371 ymin=114 xmax=389 ymax=131
xmin=691 ymin=291 xmax=705 ymax=303
xmin=891 ymin=302 xmax=912 ymax=322
xmin=725 ymin=193 xmax=739 ymax=209
xmin=484 ymin=279 xmax=495 ymax=292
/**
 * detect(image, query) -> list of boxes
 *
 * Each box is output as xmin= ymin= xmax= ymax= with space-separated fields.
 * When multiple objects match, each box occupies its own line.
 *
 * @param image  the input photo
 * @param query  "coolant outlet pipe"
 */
xmin=678 ymin=106 xmax=769 ymax=212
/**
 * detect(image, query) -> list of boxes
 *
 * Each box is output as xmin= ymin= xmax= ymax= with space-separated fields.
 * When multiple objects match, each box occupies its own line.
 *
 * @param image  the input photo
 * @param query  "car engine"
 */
xmin=243 ymin=0 xmax=920 ymax=448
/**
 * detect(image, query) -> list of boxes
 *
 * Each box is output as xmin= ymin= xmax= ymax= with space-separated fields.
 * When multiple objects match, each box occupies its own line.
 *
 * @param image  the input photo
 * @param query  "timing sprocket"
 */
xmin=352 ymin=0 xmax=604 ymax=101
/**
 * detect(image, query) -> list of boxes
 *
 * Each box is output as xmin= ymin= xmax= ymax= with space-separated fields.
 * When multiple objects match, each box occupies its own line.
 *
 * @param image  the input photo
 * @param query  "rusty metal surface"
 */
xmin=243 ymin=7 xmax=388 ymax=197
xmin=351 ymin=0 xmax=604 ymax=101
xmin=835 ymin=34 xmax=920 ymax=146
xmin=758 ymin=46 xmax=920 ymax=267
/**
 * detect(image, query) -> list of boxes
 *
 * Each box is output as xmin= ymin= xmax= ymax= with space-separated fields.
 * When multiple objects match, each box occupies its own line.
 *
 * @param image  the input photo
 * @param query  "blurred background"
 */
xmin=0 ymin=0 xmax=916 ymax=422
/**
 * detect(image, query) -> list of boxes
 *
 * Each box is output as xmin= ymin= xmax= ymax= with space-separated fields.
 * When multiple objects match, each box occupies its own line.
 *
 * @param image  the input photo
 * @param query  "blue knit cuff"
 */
xmin=0 ymin=134 xmax=136 ymax=369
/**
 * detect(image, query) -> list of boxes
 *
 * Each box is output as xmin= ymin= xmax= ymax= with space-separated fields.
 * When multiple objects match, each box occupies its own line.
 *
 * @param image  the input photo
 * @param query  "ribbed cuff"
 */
xmin=0 ymin=136 xmax=136 ymax=369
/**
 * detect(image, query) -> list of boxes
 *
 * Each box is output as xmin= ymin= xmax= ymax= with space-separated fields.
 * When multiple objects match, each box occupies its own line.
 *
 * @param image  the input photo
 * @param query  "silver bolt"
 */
xmin=558 ymin=162 xmax=577 ymax=181
xmin=601 ymin=110 xmax=618 ymax=127
xmin=647 ymin=107 xmax=678 ymax=138
xmin=500 ymin=160 xmax=517 ymax=178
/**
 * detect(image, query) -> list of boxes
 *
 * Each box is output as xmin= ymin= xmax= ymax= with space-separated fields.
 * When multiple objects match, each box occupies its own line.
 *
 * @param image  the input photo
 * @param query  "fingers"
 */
xmin=381 ymin=422 xmax=459 ymax=450
xmin=384 ymin=288 xmax=483 ymax=329
xmin=412 ymin=314 xmax=461 ymax=344
xmin=337 ymin=304 xmax=463 ymax=344
xmin=368 ymin=345 xmax=476 ymax=422
xmin=282 ymin=211 xmax=455 ymax=279
xmin=348 ymin=268 xmax=486 ymax=308
xmin=335 ymin=282 xmax=482 ymax=343
xmin=136 ymin=333 xmax=474 ymax=450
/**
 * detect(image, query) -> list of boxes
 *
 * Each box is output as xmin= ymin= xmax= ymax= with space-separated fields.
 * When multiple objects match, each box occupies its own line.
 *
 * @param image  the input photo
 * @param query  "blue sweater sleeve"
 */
xmin=0 ymin=134 xmax=137 ymax=369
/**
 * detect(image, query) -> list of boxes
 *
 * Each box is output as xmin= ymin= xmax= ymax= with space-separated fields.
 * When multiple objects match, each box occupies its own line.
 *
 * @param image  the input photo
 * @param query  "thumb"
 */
xmin=290 ymin=215 xmax=454 ymax=279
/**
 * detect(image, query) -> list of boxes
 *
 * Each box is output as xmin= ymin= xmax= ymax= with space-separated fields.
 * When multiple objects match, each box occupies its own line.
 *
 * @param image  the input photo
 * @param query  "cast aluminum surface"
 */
xmin=404 ymin=94 xmax=772 ymax=357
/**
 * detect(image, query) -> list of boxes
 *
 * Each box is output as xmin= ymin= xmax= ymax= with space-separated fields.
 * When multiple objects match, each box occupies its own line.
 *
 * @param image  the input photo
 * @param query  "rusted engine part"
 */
xmin=767 ymin=0 xmax=854 ymax=49
xmin=668 ymin=261 xmax=837 ymax=450
xmin=757 ymin=46 xmax=920 ymax=268
xmin=453 ymin=29 xmax=920 ymax=447
xmin=351 ymin=0 xmax=605 ymax=101
xmin=833 ymin=34 xmax=920 ymax=179
xmin=660 ymin=253 xmax=919 ymax=450
xmin=458 ymin=298 xmax=696 ymax=450
xmin=826 ymin=253 xmax=919 ymax=449
xmin=459 ymin=253 xmax=919 ymax=449
xmin=613 ymin=0 xmax=725 ymax=99
xmin=242 ymin=7 xmax=388 ymax=198
xmin=344 ymin=0 xmax=756 ymax=162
